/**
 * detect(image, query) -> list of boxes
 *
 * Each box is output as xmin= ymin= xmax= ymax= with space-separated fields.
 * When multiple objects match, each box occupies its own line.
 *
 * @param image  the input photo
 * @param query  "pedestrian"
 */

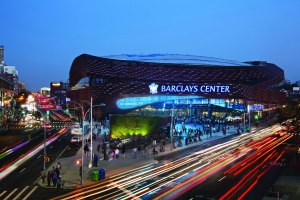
xmin=55 ymin=166 xmax=60 ymax=177
xmin=57 ymin=176 xmax=62 ymax=192
xmin=132 ymin=147 xmax=137 ymax=158
xmin=52 ymin=170 xmax=58 ymax=187
xmin=41 ymin=170 xmax=46 ymax=183
xmin=47 ymin=171 xmax=52 ymax=186
xmin=144 ymin=145 xmax=149 ymax=157
xmin=121 ymin=144 xmax=126 ymax=158
xmin=111 ymin=149 xmax=115 ymax=159
xmin=97 ymin=143 xmax=101 ymax=154
xmin=152 ymin=147 xmax=158 ymax=155
xmin=57 ymin=162 xmax=61 ymax=170
xmin=93 ymin=154 xmax=99 ymax=167
xmin=115 ymin=148 xmax=120 ymax=159
xmin=84 ymin=143 xmax=89 ymax=157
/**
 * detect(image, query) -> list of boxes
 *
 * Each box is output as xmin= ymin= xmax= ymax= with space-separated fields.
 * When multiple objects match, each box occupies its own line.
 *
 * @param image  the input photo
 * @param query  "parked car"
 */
xmin=69 ymin=136 xmax=82 ymax=151
xmin=71 ymin=136 xmax=82 ymax=143
xmin=71 ymin=124 xmax=82 ymax=135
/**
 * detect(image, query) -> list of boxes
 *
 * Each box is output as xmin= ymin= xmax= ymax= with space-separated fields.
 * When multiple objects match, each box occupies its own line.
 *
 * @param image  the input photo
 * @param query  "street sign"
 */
xmin=250 ymin=104 xmax=264 ymax=111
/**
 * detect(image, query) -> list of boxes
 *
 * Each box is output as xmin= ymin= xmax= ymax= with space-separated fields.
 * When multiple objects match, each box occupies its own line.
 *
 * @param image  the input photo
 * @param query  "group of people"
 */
xmin=41 ymin=162 xmax=63 ymax=192
xmin=96 ymin=142 xmax=127 ymax=160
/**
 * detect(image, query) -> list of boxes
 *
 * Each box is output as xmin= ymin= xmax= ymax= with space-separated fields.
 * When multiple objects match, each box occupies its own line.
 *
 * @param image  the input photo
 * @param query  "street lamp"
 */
xmin=35 ymin=108 xmax=48 ymax=171
xmin=247 ymin=104 xmax=251 ymax=132
xmin=66 ymin=100 xmax=85 ymax=185
xmin=169 ymin=101 xmax=178 ymax=151
xmin=66 ymin=99 xmax=105 ymax=184
xmin=82 ymin=101 xmax=106 ymax=168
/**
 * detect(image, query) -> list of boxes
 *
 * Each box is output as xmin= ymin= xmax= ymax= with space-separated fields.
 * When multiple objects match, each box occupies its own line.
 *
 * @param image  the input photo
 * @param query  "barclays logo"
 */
xmin=149 ymin=83 xmax=159 ymax=94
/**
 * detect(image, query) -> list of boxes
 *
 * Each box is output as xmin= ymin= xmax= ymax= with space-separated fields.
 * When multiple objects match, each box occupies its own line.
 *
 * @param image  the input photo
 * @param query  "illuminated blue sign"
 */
xmin=250 ymin=104 xmax=264 ymax=111
xmin=117 ymin=95 xmax=202 ymax=109
xmin=149 ymin=83 xmax=231 ymax=94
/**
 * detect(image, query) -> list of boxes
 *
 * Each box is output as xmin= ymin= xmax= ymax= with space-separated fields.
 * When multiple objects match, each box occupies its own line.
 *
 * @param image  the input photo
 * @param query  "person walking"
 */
xmin=93 ymin=154 xmax=99 ymax=167
xmin=121 ymin=144 xmax=126 ymax=158
xmin=47 ymin=170 xmax=52 ymax=186
xmin=115 ymin=148 xmax=120 ymax=159
xmin=41 ymin=170 xmax=46 ymax=183
xmin=55 ymin=166 xmax=60 ymax=177
xmin=57 ymin=162 xmax=61 ymax=170
xmin=132 ymin=147 xmax=137 ymax=158
xmin=56 ymin=176 xmax=62 ymax=192
xmin=52 ymin=170 xmax=58 ymax=187
xmin=84 ymin=143 xmax=89 ymax=157
xmin=144 ymin=145 xmax=149 ymax=157
xmin=111 ymin=149 xmax=116 ymax=159
xmin=97 ymin=143 xmax=101 ymax=154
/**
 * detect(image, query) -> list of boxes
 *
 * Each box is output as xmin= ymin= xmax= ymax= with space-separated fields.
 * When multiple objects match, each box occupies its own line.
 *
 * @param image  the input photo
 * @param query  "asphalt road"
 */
xmin=53 ymin=127 xmax=292 ymax=200
xmin=0 ymin=126 xmax=73 ymax=200
xmin=176 ymin=134 xmax=299 ymax=200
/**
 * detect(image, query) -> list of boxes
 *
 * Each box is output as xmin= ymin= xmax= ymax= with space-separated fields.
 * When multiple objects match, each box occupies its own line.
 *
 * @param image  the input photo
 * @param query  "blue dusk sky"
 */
xmin=1 ymin=0 xmax=300 ymax=91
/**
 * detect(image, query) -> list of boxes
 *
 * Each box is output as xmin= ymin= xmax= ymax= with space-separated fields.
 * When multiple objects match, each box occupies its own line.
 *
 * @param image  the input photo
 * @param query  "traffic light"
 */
xmin=46 ymin=110 xmax=50 ymax=116
xmin=44 ymin=156 xmax=50 ymax=163
xmin=254 ymin=114 xmax=259 ymax=121
xmin=76 ymin=159 xmax=82 ymax=166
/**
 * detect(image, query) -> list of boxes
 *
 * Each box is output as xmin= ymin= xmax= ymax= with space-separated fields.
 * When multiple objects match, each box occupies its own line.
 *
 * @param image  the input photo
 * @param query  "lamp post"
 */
xmin=90 ymin=98 xmax=93 ymax=167
xmin=66 ymin=99 xmax=105 ymax=184
xmin=247 ymin=104 xmax=251 ymax=132
xmin=170 ymin=101 xmax=181 ymax=151
xmin=66 ymin=100 xmax=85 ymax=185
xmin=35 ymin=108 xmax=48 ymax=171
xmin=82 ymin=102 xmax=105 ymax=167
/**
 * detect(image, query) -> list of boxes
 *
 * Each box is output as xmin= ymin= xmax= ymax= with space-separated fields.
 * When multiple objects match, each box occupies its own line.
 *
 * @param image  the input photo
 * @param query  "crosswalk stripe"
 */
xmin=23 ymin=186 xmax=38 ymax=200
xmin=12 ymin=186 xmax=29 ymax=200
xmin=3 ymin=188 xmax=18 ymax=200
xmin=0 ymin=191 xmax=7 ymax=198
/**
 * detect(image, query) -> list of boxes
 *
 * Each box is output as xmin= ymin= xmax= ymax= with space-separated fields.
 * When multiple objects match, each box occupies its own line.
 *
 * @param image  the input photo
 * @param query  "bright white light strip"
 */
xmin=59 ymin=124 xmax=283 ymax=200
xmin=0 ymin=129 xmax=67 ymax=180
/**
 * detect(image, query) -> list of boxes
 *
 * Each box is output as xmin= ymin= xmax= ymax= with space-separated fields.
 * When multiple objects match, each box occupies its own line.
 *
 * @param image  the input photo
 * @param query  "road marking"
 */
xmin=23 ymin=186 xmax=38 ymax=200
xmin=19 ymin=168 xmax=26 ymax=173
xmin=0 ymin=191 xmax=7 ymax=198
xmin=12 ymin=186 xmax=29 ymax=200
xmin=218 ymin=176 xmax=226 ymax=182
xmin=38 ymin=155 xmax=42 ymax=159
xmin=50 ymin=146 xmax=53 ymax=149
xmin=3 ymin=188 xmax=18 ymax=200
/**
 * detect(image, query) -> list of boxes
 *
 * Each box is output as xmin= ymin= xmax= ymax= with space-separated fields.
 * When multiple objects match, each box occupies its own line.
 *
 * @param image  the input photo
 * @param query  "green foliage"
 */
xmin=110 ymin=115 xmax=165 ymax=139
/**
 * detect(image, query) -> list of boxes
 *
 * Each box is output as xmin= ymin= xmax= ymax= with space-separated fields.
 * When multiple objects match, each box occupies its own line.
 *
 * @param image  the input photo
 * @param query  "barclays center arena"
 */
xmin=67 ymin=54 xmax=286 ymax=138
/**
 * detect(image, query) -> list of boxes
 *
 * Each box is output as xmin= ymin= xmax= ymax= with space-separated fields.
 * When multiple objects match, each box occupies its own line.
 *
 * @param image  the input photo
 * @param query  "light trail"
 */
xmin=0 ymin=140 xmax=29 ymax=159
xmin=0 ymin=128 xmax=68 ymax=180
xmin=53 ymin=124 xmax=286 ymax=200
xmin=219 ymin=134 xmax=292 ymax=200
xmin=220 ymin=151 xmax=277 ymax=200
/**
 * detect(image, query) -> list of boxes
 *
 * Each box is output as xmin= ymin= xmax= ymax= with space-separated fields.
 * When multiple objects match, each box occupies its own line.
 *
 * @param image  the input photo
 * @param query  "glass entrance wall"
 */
xmin=127 ymin=97 xmax=245 ymax=117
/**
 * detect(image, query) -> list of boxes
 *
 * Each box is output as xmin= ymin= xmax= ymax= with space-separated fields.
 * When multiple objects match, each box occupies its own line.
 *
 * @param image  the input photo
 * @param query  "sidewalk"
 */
xmin=37 ymin=125 xmax=243 ymax=190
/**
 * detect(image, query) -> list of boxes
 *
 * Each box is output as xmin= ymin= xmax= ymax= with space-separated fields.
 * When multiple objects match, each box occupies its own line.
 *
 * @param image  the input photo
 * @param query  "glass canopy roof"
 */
xmin=103 ymin=54 xmax=252 ymax=67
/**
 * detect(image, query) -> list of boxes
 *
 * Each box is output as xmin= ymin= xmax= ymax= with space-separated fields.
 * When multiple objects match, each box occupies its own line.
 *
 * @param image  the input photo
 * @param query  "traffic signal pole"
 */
xmin=43 ymin=118 xmax=47 ymax=171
